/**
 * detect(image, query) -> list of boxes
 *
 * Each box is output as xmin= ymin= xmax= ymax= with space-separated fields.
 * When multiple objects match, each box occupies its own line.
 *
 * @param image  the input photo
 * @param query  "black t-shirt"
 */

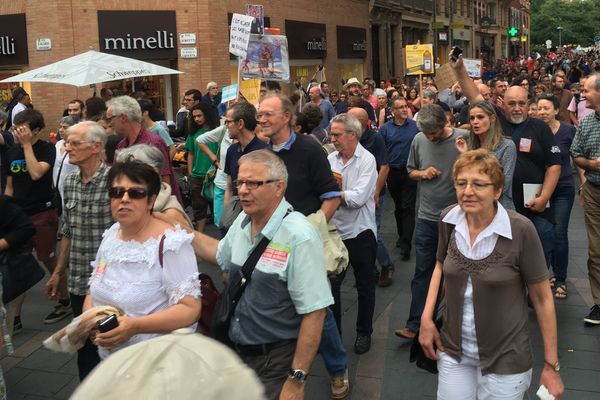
xmin=224 ymin=136 xmax=269 ymax=196
xmin=7 ymin=140 xmax=56 ymax=215
xmin=496 ymin=112 xmax=561 ymax=222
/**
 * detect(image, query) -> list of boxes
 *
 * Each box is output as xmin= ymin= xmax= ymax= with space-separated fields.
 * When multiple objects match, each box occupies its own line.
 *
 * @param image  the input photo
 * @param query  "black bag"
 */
xmin=0 ymin=246 xmax=46 ymax=304
xmin=211 ymin=236 xmax=271 ymax=346
xmin=52 ymin=154 xmax=67 ymax=217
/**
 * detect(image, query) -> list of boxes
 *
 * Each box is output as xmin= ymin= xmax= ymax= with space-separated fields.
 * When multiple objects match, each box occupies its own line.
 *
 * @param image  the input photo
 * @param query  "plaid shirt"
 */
xmin=60 ymin=163 xmax=113 ymax=296
xmin=571 ymin=112 xmax=600 ymax=185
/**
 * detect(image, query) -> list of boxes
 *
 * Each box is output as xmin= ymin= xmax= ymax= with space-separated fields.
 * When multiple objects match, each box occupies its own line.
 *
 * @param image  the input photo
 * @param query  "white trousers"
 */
xmin=437 ymin=351 xmax=532 ymax=400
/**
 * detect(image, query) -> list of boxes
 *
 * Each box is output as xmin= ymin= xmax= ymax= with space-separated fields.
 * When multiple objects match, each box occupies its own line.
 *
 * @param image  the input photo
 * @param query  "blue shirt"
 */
xmin=317 ymin=99 xmax=336 ymax=129
xmin=378 ymin=118 xmax=418 ymax=169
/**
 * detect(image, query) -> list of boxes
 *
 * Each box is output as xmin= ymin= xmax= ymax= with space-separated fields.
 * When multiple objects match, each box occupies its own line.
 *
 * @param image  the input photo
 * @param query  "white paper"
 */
xmin=462 ymin=58 xmax=482 ymax=78
xmin=229 ymin=13 xmax=254 ymax=58
xmin=523 ymin=183 xmax=550 ymax=208
xmin=536 ymin=385 xmax=555 ymax=400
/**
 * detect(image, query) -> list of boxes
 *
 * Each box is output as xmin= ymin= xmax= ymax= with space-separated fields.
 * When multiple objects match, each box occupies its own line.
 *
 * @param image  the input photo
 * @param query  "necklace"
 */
xmin=120 ymin=216 xmax=151 ymax=241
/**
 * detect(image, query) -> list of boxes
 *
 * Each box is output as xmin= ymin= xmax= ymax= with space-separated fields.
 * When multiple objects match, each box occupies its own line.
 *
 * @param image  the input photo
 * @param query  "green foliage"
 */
xmin=531 ymin=0 xmax=600 ymax=47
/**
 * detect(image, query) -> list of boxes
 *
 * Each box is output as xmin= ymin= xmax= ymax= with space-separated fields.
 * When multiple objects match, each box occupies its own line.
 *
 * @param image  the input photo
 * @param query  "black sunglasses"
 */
xmin=108 ymin=187 xmax=149 ymax=199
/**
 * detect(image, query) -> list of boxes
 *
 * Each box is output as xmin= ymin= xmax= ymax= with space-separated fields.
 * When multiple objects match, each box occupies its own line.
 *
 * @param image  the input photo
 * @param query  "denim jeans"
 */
xmin=550 ymin=185 xmax=575 ymax=282
xmin=407 ymin=219 xmax=439 ymax=332
xmin=376 ymin=195 xmax=394 ymax=271
xmin=529 ymin=214 xmax=555 ymax=268
xmin=318 ymin=308 xmax=347 ymax=376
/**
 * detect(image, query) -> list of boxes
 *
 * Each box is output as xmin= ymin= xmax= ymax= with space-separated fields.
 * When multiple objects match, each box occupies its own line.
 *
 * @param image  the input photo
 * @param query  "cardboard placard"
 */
xmin=240 ymin=79 xmax=261 ymax=105
xmin=229 ymin=13 xmax=254 ymax=58
xmin=221 ymin=84 xmax=239 ymax=103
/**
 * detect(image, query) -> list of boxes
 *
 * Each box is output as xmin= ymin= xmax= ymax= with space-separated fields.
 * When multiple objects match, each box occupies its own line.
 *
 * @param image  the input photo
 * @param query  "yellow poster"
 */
xmin=405 ymin=44 xmax=435 ymax=75
xmin=240 ymin=79 xmax=262 ymax=105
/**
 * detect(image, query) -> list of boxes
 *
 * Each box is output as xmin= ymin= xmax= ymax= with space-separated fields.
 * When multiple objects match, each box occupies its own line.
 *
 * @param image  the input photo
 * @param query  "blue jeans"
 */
xmin=376 ymin=195 xmax=394 ymax=270
xmin=407 ymin=219 xmax=438 ymax=332
xmin=530 ymin=214 xmax=555 ymax=268
xmin=318 ymin=308 xmax=347 ymax=376
xmin=550 ymin=185 xmax=575 ymax=282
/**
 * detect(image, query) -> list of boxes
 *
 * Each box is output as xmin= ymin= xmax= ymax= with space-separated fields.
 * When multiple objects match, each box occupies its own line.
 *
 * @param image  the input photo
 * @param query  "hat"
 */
xmin=71 ymin=330 xmax=266 ymax=400
xmin=343 ymin=77 xmax=361 ymax=90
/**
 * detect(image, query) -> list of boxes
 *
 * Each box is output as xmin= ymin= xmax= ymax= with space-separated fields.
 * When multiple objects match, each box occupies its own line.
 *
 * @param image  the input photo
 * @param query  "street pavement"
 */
xmin=2 ymin=194 xmax=599 ymax=399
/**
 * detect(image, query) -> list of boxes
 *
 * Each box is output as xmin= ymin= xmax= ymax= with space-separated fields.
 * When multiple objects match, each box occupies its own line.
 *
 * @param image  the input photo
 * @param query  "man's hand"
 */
xmin=94 ymin=315 xmax=137 ymax=349
xmin=14 ymin=125 xmax=34 ymax=146
xmin=420 ymin=167 xmax=442 ymax=180
xmin=44 ymin=273 xmax=62 ymax=300
xmin=279 ymin=379 xmax=304 ymax=400
xmin=449 ymin=52 xmax=464 ymax=70
xmin=540 ymin=366 xmax=564 ymax=399
xmin=526 ymin=196 xmax=549 ymax=213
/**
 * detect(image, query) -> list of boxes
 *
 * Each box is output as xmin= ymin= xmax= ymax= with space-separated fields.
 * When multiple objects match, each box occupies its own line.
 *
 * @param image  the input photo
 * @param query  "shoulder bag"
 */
xmin=201 ymin=126 xmax=227 ymax=202
xmin=1 ymin=246 xmax=46 ymax=304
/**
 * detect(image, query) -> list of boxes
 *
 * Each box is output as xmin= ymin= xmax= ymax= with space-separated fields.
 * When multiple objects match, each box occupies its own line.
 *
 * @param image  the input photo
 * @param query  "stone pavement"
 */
xmin=2 ymin=195 xmax=599 ymax=399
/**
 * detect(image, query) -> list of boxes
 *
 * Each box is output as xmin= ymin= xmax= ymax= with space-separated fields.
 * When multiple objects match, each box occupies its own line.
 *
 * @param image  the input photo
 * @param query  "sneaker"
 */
xmin=354 ymin=334 xmax=371 ymax=354
xmin=394 ymin=327 xmax=417 ymax=339
xmin=584 ymin=304 xmax=600 ymax=325
xmin=12 ymin=316 xmax=23 ymax=335
xmin=378 ymin=268 xmax=393 ymax=287
xmin=44 ymin=304 xmax=73 ymax=324
xmin=330 ymin=369 xmax=349 ymax=399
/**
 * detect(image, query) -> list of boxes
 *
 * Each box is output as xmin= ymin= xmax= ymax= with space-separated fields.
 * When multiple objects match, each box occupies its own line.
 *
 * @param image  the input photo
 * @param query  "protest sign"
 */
xmin=240 ymin=79 xmax=261 ymax=105
xmin=221 ymin=84 xmax=239 ymax=103
xmin=462 ymin=58 xmax=482 ymax=78
xmin=434 ymin=63 xmax=457 ymax=90
xmin=229 ymin=13 xmax=254 ymax=58
xmin=405 ymin=43 xmax=434 ymax=75
xmin=239 ymin=35 xmax=290 ymax=82
xmin=245 ymin=4 xmax=264 ymax=35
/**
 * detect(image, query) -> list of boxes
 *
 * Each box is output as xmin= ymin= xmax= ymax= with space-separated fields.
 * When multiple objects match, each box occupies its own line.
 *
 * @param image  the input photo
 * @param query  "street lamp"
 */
xmin=557 ymin=26 xmax=563 ymax=48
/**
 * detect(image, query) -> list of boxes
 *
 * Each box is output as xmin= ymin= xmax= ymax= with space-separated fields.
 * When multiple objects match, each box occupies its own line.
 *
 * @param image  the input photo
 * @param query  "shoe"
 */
xmin=554 ymin=282 xmax=567 ymax=300
xmin=44 ymin=304 xmax=73 ymax=324
xmin=394 ymin=327 xmax=416 ymax=339
xmin=584 ymin=304 xmax=600 ymax=325
xmin=330 ymin=369 xmax=349 ymax=399
xmin=354 ymin=334 xmax=371 ymax=354
xmin=378 ymin=268 xmax=393 ymax=287
xmin=12 ymin=316 xmax=22 ymax=335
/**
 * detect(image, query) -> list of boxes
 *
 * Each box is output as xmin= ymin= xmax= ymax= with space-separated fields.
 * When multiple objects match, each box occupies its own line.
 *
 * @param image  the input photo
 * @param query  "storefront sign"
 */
xmin=0 ymin=14 xmax=28 ymax=66
xmin=36 ymin=38 xmax=52 ymax=51
xmin=179 ymin=33 xmax=196 ymax=45
xmin=230 ymin=13 xmax=254 ymax=58
xmin=337 ymin=26 xmax=367 ymax=59
xmin=432 ymin=21 xmax=445 ymax=30
xmin=438 ymin=31 xmax=449 ymax=43
xmin=286 ymin=20 xmax=326 ymax=59
xmin=450 ymin=22 xmax=464 ymax=29
xmin=98 ymin=11 xmax=177 ymax=60
xmin=405 ymin=43 xmax=434 ymax=75
xmin=180 ymin=47 xmax=197 ymax=59
xmin=453 ymin=29 xmax=471 ymax=41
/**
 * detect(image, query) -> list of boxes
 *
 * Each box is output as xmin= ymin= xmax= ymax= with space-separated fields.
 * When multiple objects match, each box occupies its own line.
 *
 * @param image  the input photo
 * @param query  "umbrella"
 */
xmin=0 ymin=49 xmax=182 ymax=87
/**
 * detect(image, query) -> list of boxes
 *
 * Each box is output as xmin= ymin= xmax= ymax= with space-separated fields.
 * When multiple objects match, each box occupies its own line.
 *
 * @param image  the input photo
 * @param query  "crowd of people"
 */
xmin=1 ymin=47 xmax=600 ymax=399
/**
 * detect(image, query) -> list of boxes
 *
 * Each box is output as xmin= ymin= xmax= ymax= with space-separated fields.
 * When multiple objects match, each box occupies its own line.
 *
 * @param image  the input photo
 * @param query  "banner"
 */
xmin=221 ymin=84 xmax=239 ymax=103
xmin=229 ymin=13 xmax=254 ymax=58
xmin=239 ymin=35 xmax=290 ymax=82
xmin=405 ymin=43 xmax=435 ymax=75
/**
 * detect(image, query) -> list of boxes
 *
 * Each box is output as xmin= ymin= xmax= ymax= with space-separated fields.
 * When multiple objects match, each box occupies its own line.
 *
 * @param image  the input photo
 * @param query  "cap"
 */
xmin=343 ymin=77 xmax=361 ymax=90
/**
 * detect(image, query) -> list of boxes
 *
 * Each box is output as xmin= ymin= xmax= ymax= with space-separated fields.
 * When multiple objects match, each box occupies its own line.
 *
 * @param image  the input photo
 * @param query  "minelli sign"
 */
xmin=0 ymin=14 xmax=29 ymax=66
xmin=98 ymin=11 xmax=177 ymax=60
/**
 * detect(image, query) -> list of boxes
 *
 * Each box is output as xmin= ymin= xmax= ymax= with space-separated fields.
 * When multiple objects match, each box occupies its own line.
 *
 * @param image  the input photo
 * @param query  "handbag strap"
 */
xmin=158 ymin=235 xmax=166 ymax=267
xmin=55 ymin=152 xmax=67 ymax=189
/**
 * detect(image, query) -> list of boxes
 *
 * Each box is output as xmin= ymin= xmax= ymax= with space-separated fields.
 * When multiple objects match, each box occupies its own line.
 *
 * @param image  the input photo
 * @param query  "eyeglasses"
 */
xmin=454 ymin=181 xmax=495 ymax=191
xmin=233 ymin=179 xmax=278 ymax=190
xmin=224 ymin=119 xmax=238 ymax=125
xmin=65 ymin=139 xmax=94 ymax=147
xmin=257 ymin=111 xmax=286 ymax=119
xmin=108 ymin=187 xmax=149 ymax=199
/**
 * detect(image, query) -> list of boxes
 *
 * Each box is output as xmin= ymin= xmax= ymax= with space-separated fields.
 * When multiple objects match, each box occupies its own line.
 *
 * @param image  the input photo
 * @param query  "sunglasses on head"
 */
xmin=108 ymin=187 xmax=149 ymax=199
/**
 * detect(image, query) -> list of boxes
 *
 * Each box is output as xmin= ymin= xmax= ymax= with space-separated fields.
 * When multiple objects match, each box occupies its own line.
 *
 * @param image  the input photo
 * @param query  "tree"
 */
xmin=531 ymin=0 xmax=600 ymax=47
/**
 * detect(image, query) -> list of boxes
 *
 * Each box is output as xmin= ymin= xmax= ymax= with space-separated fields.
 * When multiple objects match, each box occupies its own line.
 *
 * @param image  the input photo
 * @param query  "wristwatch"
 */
xmin=544 ymin=360 xmax=561 ymax=372
xmin=287 ymin=369 xmax=308 ymax=383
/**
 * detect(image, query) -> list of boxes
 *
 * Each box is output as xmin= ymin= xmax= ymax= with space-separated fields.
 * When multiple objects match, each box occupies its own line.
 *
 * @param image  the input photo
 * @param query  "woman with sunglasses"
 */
xmin=536 ymin=94 xmax=577 ymax=299
xmin=84 ymin=160 xmax=201 ymax=359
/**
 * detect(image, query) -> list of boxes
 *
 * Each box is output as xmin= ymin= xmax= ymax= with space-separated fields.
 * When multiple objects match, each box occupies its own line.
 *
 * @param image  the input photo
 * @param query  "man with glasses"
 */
xmin=44 ymin=121 xmax=112 ymax=381
xmin=452 ymin=54 xmax=561 ymax=269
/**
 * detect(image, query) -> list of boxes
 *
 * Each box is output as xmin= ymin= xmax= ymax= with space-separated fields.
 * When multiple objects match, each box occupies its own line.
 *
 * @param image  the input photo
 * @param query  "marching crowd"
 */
xmin=1 ymin=48 xmax=600 ymax=399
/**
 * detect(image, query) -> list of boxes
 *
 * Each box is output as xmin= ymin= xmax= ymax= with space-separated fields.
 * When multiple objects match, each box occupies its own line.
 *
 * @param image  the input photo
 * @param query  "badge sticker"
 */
xmin=519 ymin=138 xmax=532 ymax=153
xmin=258 ymin=246 xmax=290 ymax=272
xmin=332 ymin=171 xmax=343 ymax=189
xmin=94 ymin=258 xmax=108 ymax=279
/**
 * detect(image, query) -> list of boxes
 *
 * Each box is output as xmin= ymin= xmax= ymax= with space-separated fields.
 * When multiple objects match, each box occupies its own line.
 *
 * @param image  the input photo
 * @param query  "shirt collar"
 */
xmin=335 ymin=142 xmax=365 ymax=161
xmin=442 ymin=202 xmax=512 ymax=243
xmin=240 ymin=198 xmax=294 ymax=241
xmin=75 ymin=162 xmax=109 ymax=186
xmin=268 ymin=132 xmax=296 ymax=150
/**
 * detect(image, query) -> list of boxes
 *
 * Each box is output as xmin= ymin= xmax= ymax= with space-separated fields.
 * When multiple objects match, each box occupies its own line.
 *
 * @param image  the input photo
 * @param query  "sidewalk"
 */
xmin=2 ymin=197 xmax=599 ymax=399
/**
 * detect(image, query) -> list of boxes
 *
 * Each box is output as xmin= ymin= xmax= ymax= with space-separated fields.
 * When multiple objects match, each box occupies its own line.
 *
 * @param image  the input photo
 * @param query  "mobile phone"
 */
xmin=98 ymin=314 xmax=119 ymax=333
xmin=451 ymin=46 xmax=463 ymax=62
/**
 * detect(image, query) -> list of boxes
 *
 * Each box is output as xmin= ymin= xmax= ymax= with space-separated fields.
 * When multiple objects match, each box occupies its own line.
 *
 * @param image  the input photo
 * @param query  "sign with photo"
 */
xmin=239 ymin=34 xmax=290 ymax=82
xmin=245 ymin=4 xmax=265 ymax=35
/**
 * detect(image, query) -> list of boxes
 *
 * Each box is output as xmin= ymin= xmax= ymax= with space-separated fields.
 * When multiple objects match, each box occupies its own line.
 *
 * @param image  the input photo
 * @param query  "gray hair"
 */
xmin=59 ymin=116 xmax=80 ymax=126
xmin=330 ymin=113 xmax=363 ymax=140
xmin=106 ymin=95 xmax=142 ymax=123
xmin=422 ymin=88 xmax=438 ymax=100
xmin=416 ymin=104 xmax=447 ymax=133
xmin=115 ymin=144 xmax=165 ymax=171
xmin=66 ymin=121 xmax=108 ymax=148
xmin=593 ymin=73 xmax=600 ymax=91
xmin=238 ymin=149 xmax=288 ymax=187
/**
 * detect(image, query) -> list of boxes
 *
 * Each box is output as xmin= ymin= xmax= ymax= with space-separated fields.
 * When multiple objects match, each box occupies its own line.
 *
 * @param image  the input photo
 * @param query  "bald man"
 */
xmin=348 ymin=107 xmax=394 ymax=286
xmin=452 ymin=56 xmax=561 ymax=268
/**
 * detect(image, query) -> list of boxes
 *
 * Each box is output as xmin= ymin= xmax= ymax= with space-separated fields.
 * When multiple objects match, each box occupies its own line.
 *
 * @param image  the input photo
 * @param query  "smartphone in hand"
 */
xmin=451 ymin=46 xmax=463 ymax=62
xmin=97 ymin=314 xmax=119 ymax=333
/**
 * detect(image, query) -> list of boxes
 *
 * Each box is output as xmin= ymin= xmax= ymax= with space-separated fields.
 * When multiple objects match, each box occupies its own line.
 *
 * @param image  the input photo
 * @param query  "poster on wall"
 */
xmin=405 ymin=43 xmax=435 ymax=75
xmin=239 ymin=35 xmax=290 ymax=82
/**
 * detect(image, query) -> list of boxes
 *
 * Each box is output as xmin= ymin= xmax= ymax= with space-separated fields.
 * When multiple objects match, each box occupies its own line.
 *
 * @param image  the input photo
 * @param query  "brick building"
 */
xmin=0 ymin=0 xmax=369 ymax=126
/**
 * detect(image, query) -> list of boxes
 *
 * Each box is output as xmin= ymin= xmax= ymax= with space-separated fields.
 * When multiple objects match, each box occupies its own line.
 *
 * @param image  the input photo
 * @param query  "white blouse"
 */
xmin=89 ymin=223 xmax=201 ymax=358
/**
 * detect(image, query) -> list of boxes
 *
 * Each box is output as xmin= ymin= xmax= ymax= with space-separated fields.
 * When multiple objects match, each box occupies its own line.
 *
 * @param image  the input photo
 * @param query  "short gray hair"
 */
xmin=115 ymin=144 xmax=164 ymax=171
xmin=106 ymin=95 xmax=142 ymax=123
xmin=422 ymin=88 xmax=438 ymax=100
xmin=416 ymin=104 xmax=447 ymax=133
xmin=67 ymin=121 xmax=108 ymax=148
xmin=59 ymin=116 xmax=80 ymax=126
xmin=330 ymin=113 xmax=363 ymax=140
xmin=238 ymin=149 xmax=288 ymax=187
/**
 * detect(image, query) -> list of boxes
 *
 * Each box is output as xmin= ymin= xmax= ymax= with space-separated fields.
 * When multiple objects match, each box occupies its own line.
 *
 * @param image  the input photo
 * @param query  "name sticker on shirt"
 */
xmin=94 ymin=258 xmax=108 ymax=280
xmin=332 ymin=171 xmax=343 ymax=190
xmin=257 ymin=246 xmax=290 ymax=272
xmin=519 ymin=138 xmax=532 ymax=153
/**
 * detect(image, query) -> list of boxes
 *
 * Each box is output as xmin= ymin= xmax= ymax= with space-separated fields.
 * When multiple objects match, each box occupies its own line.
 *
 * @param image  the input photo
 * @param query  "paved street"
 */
xmin=2 ymin=194 xmax=599 ymax=399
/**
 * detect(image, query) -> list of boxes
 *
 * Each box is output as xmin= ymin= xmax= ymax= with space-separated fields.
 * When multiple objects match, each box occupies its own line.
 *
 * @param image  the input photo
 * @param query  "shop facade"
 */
xmin=0 ymin=13 xmax=30 ymax=109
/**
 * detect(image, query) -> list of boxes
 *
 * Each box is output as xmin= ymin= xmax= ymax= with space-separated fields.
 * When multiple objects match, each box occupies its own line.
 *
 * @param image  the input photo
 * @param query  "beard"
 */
xmin=509 ymin=113 xmax=525 ymax=124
